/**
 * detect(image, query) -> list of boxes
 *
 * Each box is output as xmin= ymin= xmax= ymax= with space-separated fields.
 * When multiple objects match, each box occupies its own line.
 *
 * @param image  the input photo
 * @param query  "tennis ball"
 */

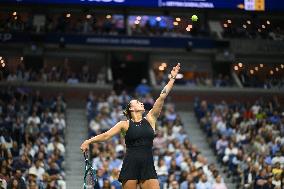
xmin=191 ymin=15 xmax=198 ymax=22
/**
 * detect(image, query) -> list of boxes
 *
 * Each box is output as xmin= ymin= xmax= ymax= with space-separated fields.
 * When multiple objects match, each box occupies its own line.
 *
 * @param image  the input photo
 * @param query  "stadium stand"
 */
xmin=194 ymin=97 xmax=284 ymax=189
xmin=2 ymin=62 xmax=107 ymax=85
xmin=0 ymin=87 xmax=67 ymax=189
xmin=236 ymin=67 xmax=284 ymax=89
xmin=1 ymin=11 xmax=284 ymax=40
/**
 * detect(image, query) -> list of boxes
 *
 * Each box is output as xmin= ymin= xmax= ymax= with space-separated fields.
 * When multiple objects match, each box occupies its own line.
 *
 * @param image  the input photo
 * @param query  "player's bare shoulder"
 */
xmin=119 ymin=120 xmax=129 ymax=130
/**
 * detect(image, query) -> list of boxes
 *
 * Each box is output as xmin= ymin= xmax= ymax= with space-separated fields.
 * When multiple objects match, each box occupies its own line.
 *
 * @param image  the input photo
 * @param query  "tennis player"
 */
xmin=81 ymin=63 xmax=180 ymax=189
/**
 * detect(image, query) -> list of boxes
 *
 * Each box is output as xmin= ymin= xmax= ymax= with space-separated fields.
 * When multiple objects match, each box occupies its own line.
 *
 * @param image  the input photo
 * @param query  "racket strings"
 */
xmin=84 ymin=152 xmax=99 ymax=189
xmin=85 ymin=170 xmax=95 ymax=188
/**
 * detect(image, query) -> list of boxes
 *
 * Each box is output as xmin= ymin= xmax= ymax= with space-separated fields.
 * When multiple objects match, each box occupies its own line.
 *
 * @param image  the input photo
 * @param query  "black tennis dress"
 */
xmin=118 ymin=117 xmax=158 ymax=183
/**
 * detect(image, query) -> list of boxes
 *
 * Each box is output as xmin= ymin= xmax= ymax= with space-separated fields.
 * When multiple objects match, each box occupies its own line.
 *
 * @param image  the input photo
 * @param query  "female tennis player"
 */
xmin=81 ymin=63 xmax=180 ymax=189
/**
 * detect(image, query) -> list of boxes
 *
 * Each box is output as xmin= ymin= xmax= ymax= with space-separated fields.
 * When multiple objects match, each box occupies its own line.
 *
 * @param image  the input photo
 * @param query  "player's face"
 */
xmin=129 ymin=100 xmax=145 ymax=112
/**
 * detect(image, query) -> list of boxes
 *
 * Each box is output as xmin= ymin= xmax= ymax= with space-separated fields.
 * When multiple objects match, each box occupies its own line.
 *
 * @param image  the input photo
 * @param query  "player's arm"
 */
xmin=80 ymin=121 xmax=126 ymax=152
xmin=147 ymin=63 xmax=180 ymax=122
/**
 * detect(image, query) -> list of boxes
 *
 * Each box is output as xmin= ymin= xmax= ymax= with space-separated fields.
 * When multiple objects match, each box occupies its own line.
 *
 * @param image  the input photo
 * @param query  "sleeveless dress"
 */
xmin=118 ymin=117 xmax=158 ymax=183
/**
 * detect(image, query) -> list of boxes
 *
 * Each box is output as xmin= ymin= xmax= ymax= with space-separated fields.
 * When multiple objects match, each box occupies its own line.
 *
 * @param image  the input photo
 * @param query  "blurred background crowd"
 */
xmin=0 ymin=88 xmax=67 ymax=189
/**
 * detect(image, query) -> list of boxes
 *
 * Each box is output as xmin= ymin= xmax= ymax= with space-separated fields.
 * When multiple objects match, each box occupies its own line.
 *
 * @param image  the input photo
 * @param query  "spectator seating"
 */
xmin=194 ymin=98 xmax=284 ymax=188
xmin=0 ymin=87 xmax=67 ymax=189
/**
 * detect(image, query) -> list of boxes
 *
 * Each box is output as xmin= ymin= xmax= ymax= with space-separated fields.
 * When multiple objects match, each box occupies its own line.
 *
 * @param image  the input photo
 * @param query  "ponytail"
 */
xmin=123 ymin=102 xmax=132 ymax=119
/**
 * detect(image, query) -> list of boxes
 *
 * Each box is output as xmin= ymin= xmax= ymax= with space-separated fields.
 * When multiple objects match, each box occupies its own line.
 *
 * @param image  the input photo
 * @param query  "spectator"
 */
xmin=28 ymin=159 xmax=45 ymax=181
xmin=135 ymin=78 xmax=151 ymax=97
xmin=8 ymin=169 xmax=27 ymax=189
xmin=66 ymin=73 xmax=79 ymax=84
xmin=180 ymin=174 xmax=194 ymax=189
xmin=195 ymin=174 xmax=211 ymax=189
xmin=212 ymin=175 xmax=227 ymax=189
xmin=6 ymin=72 xmax=17 ymax=82
xmin=156 ymin=158 xmax=168 ymax=187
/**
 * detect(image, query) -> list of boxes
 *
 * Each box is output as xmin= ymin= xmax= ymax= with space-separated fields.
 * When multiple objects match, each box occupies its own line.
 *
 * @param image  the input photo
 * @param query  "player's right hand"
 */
xmin=80 ymin=140 xmax=90 ymax=153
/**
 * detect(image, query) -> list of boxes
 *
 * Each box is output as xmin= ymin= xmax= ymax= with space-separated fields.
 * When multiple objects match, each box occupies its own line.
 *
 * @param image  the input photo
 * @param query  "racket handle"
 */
xmin=83 ymin=151 xmax=88 ymax=160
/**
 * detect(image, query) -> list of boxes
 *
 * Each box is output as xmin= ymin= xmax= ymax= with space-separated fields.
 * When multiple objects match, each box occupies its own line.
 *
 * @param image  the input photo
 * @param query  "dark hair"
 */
xmin=123 ymin=102 xmax=132 ymax=119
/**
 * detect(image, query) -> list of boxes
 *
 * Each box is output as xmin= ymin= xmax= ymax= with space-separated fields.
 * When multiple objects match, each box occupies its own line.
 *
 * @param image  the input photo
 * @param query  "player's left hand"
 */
xmin=170 ymin=63 xmax=181 ymax=78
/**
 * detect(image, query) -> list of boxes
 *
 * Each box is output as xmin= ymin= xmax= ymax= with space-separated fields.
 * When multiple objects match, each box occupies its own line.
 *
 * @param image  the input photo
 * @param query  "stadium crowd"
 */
xmin=237 ymin=70 xmax=284 ymax=89
xmin=154 ymin=71 xmax=234 ymax=88
xmin=194 ymin=97 xmax=284 ymax=189
xmin=221 ymin=18 xmax=284 ymax=41
xmin=1 ymin=62 xmax=236 ymax=89
xmin=0 ymin=12 xmax=200 ymax=37
xmin=0 ymin=87 xmax=67 ymax=189
xmin=1 ymin=11 xmax=283 ymax=40
xmin=3 ymin=62 xmax=283 ymax=90
xmin=1 ymin=63 xmax=107 ymax=85
xmin=85 ymin=90 xmax=228 ymax=189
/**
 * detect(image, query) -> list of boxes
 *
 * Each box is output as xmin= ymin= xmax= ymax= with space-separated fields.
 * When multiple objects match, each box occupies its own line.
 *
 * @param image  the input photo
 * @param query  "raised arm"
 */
xmin=80 ymin=121 xmax=126 ymax=152
xmin=147 ymin=63 xmax=180 ymax=123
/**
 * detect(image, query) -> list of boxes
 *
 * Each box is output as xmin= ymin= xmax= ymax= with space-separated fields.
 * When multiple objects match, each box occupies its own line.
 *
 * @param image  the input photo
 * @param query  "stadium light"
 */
xmin=159 ymin=66 xmax=165 ymax=71
xmin=1 ymin=57 xmax=5 ymax=67
xmin=173 ymin=22 xmax=178 ymax=26
xmin=136 ymin=16 xmax=141 ymax=21
xmin=161 ymin=63 xmax=167 ymax=67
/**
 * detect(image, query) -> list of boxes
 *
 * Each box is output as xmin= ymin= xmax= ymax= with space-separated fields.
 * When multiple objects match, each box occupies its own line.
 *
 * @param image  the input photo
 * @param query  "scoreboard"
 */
xmin=1 ymin=0 xmax=283 ymax=11
xmin=245 ymin=0 xmax=265 ymax=11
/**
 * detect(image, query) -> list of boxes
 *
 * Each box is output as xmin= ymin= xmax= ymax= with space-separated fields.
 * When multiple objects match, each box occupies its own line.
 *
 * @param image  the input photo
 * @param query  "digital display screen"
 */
xmin=1 ymin=0 xmax=283 ymax=11
xmin=128 ymin=15 xmax=174 ymax=29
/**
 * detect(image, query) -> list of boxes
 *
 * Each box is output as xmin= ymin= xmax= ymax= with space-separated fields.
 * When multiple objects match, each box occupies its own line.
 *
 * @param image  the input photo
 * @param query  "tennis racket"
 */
xmin=83 ymin=152 xmax=99 ymax=189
